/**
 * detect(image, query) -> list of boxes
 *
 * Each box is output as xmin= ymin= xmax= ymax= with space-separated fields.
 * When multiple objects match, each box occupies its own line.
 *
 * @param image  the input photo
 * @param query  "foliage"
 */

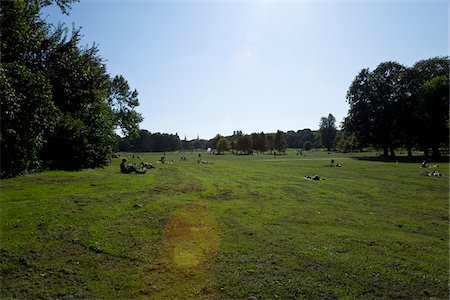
xmin=303 ymin=141 xmax=312 ymax=151
xmin=107 ymin=75 xmax=143 ymax=138
xmin=250 ymin=132 xmax=267 ymax=152
xmin=235 ymin=135 xmax=253 ymax=154
xmin=343 ymin=57 xmax=449 ymax=157
xmin=274 ymin=130 xmax=287 ymax=153
xmin=118 ymin=130 xmax=181 ymax=152
xmin=319 ymin=114 xmax=337 ymax=151
xmin=0 ymin=0 xmax=142 ymax=177
xmin=216 ymin=137 xmax=230 ymax=154
xmin=417 ymin=75 xmax=449 ymax=154
xmin=0 ymin=63 xmax=57 ymax=177
xmin=42 ymin=31 xmax=116 ymax=169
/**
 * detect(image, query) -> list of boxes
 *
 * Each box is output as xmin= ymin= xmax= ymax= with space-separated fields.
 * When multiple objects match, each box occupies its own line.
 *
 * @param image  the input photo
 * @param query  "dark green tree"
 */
xmin=411 ymin=57 xmax=449 ymax=157
xmin=417 ymin=75 xmax=449 ymax=157
xmin=344 ymin=62 xmax=407 ymax=157
xmin=0 ymin=63 xmax=57 ymax=177
xmin=319 ymin=114 xmax=337 ymax=151
xmin=216 ymin=137 xmax=230 ymax=154
xmin=274 ymin=130 xmax=287 ymax=153
xmin=303 ymin=141 xmax=312 ymax=151
xmin=236 ymin=135 xmax=252 ymax=154
xmin=250 ymin=132 xmax=267 ymax=153
xmin=266 ymin=135 xmax=274 ymax=153
xmin=1 ymin=0 xmax=143 ymax=176
xmin=107 ymin=75 xmax=143 ymax=138
xmin=211 ymin=134 xmax=223 ymax=150
xmin=42 ymin=32 xmax=115 ymax=169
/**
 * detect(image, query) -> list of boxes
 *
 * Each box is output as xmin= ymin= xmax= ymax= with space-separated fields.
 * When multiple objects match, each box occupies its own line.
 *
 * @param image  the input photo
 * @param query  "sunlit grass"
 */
xmin=1 ymin=150 xmax=448 ymax=299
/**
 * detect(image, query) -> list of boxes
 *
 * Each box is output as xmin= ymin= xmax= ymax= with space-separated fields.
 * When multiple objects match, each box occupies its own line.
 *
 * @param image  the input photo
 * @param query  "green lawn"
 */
xmin=1 ymin=151 xmax=448 ymax=299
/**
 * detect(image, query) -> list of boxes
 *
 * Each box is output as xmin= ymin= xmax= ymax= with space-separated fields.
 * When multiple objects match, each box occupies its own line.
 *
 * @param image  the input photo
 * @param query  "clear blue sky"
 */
xmin=43 ymin=0 xmax=448 ymax=140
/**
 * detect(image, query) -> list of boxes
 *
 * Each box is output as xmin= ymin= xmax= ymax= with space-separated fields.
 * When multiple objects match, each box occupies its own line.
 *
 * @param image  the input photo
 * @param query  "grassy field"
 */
xmin=1 ymin=150 xmax=448 ymax=299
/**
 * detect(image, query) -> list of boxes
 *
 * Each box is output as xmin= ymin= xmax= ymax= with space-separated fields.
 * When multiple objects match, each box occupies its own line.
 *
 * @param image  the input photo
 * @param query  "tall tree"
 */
xmin=107 ymin=75 xmax=143 ymax=138
xmin=0 ymin=63 xmax=57 ymax=177
xmin=344 ymin=62 xmax=407 ymax=157
xmin=274 ymin=130 xmax=287 ymax=153
xmin=411 ymin=57 xmax=449 ymax=157
xmin=319 ymin=114 xmax=337 ymax=151
xmin=0 ymin=0 xmax=143 ymax=176
xmin=216 ymin=137 xmax=230 ymax=154
xmin=236 ymin=135 xmax=252 ymax=154
xmin=417 ymin=76 xmax=449 ymax=157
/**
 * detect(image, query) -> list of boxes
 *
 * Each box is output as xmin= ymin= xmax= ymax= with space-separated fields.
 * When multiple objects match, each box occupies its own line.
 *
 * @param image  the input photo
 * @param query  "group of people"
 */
xmin=420 ymin=160 xmax=442 ymax=177
xmin=120 ymin=158 xmax=155 ymax=174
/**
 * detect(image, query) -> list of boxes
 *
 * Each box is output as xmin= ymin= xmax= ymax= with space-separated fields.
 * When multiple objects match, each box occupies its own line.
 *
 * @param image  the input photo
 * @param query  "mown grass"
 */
xmin=1 ymin=150 xmax=448 ymax=299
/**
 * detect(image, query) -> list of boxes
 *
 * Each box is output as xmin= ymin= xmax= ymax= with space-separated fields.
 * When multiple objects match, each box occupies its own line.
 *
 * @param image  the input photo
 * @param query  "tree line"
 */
xmin=1 ymin=0 xmax=143 ymax=178
xmin=118 ymin=128 xmax=328 ymax=155
xmin=341 ymin=57 xmax=449 ymax=158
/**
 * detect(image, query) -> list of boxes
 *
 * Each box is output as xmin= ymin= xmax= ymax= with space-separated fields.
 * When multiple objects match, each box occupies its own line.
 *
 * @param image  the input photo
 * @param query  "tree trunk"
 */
xmin=432 ymin=145 xmax=440 ymax=159
xmin=389 ymin=147 xmax=396 ymax=157
xmin=407 ymin=148 xmax=412 ymax=158
xmin=406 ymin=135 xmax=412 ymax=157
xmin=383 ymin=147 xmax=389 ymax=157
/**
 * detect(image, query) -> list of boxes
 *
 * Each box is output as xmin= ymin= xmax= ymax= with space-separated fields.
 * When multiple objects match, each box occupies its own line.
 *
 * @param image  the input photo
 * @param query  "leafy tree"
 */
xmin=343 ymin=57 xmax=449 ymax=157
xmin=0 ymin=63 xmax=57 ymax=177
xmin=266 ymin=135 xmax=274 ymax=153
xmin=42 ymin=31 xmax=115 ymax=169
xmin=274 ymin=130 xmax=287 ymax=153
xmin=0 ymin=0 xmax=143 ymax=176
xmin=319 ymin=114 xmax=337 ymax=151
xmin=250 ymin=132 xmax=267 ymax=153
xmin=236 ymin=135 xmax=252 ymax=154
xmin=417 ymin=75 xmax=449 ymax=157
xmin=216 ymin=137 xmax=230 ymax=154
xmin=211 ymin=134 xmax=223 ymax=150
xmin=297 ymin=129 xmax=317 ymax=149
xmin=411 ymin=57 xmax=449 ymax=157
xmin=303 ymin=141 xmax=312 ymax=151
xmin=107 ymin=75 xmax=143 ymax=138
xmin=345 ymin=62 xmax=407 ymax=157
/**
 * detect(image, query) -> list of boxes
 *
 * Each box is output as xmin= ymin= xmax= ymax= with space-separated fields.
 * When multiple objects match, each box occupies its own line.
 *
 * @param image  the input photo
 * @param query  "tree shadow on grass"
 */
xmin=352 ymin=155 xmax=449 ymax=163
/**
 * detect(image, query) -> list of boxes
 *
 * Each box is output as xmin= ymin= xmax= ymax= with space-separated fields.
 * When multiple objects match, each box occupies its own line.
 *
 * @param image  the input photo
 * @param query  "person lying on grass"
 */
xmin=305 ymin=175 xmax=323 ymax=180
xmin=120 ymin=158 xmax=146 ymax=174
xmin=420 ymin=170 xmax=442 ymax=177
xmin=141 ymin=162 xmax=156 ymax=169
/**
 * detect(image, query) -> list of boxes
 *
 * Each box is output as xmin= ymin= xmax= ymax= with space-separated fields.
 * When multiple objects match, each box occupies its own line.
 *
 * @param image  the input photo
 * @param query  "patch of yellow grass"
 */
xmin=162 ymin=204 xmax=220 ymax=269
xmin=138 ymin=203 xmax=221 ymax=299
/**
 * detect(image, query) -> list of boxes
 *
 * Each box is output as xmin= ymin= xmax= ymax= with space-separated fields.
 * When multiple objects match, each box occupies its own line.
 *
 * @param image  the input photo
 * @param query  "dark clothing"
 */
xmin=120 ymin=162 xmax=145 ymax=174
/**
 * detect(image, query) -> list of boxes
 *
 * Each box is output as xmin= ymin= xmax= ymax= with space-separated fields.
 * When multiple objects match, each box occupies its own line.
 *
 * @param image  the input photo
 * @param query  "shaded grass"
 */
xmin=1 ymin=151 xmax=448 ymax=299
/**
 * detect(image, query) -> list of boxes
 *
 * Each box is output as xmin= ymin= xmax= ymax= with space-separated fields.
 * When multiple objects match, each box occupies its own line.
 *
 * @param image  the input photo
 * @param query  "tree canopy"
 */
xmin=1 ymin=0 xmax=142 ymax=177
xmin=343 ymin=57 xmax=449 ymax=157
xmin=319 ymin=114 xmax=337 ymax=151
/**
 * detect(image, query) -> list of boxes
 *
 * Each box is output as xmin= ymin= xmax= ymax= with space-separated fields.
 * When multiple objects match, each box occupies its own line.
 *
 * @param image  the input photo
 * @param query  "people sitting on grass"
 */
xmin=120 ymin=158 xmax=146 ymax=174
xmin=421 ymin=160 xmax=428 ymax=168
xmin=141 ymin=162 xmax=156 ymax=169
xmin=329 ymin=159 xmax=342 ymax=167
xmin=421 ymin=160 xmax=439 ymax=169
xmin=158 ymin=156 xmax=166 ymax=163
